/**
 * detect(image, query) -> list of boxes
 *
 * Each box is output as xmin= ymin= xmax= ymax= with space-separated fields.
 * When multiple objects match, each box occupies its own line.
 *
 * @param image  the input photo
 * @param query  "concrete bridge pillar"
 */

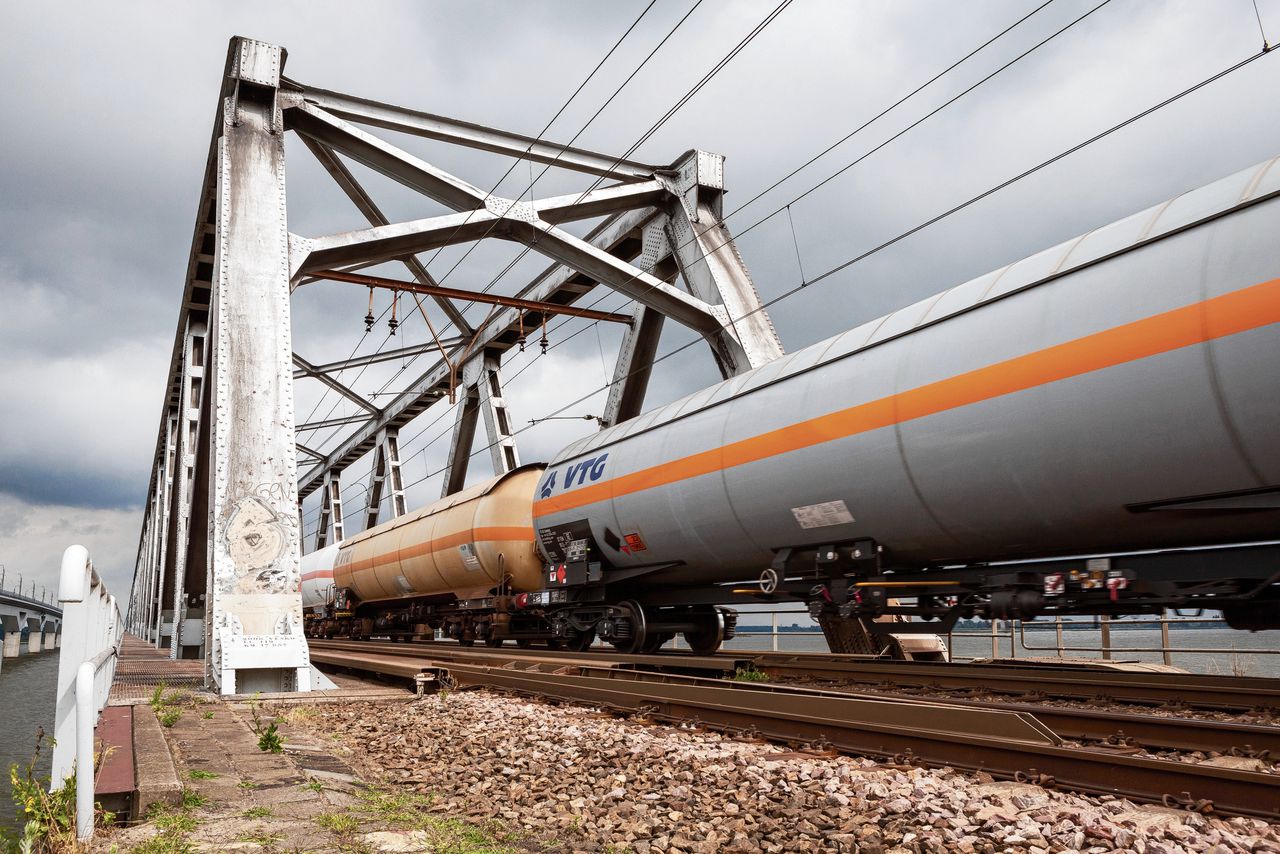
xmin=26 ymin=617 xmax=42 ymax=654
xmin=40 ymin=622 xmax=55 ymax=652
xmin=1 ymin=615 xmax=20 ymax=658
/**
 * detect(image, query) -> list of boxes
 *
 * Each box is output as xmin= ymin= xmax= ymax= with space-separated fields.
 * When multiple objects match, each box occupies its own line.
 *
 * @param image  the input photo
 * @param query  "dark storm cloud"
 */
xmin=0 ymin=461 xmax=139 ymax=511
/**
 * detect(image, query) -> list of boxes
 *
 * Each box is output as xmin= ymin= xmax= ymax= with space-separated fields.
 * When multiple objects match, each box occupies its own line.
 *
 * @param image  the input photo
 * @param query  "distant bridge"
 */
xmin=0 ymin=586 xmax=62 ymax=665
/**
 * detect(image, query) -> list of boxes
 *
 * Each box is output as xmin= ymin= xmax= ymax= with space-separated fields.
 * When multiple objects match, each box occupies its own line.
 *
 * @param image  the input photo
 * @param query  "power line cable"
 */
xmin=304 ymin=0 xmax=797 ymax=517
xmin=398 ymin=43 xmax=1276 ymax=495
xmin=296 ymin=1 xmax=663 ymax=450
xmin=316 ymin=0 xmax=1075 ymax=509
xmin=301 ymin=0 xmax=713 ymax=461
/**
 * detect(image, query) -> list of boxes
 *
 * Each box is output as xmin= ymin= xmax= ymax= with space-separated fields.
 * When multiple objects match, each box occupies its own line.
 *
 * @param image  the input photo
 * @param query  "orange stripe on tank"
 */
xmin=341 ymin=525 xmax=535 ymax=575
xmin=533 ymin=277 xmax=1280 ymax=517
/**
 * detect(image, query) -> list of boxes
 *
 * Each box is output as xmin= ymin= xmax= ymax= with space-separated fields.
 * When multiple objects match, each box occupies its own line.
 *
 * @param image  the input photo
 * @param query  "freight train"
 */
xmin=302 ymin=155 xmax=1280 ymax=656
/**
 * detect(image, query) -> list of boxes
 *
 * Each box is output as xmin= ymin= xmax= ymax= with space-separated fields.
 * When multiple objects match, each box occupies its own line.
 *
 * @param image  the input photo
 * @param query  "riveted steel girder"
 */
xmin=203 ymin=38 xmax=317 ymax=694
xmin=140 ymin=38 xmax=786 ymax=647
xmin=283 ymin=80 xmax=657 ymax=181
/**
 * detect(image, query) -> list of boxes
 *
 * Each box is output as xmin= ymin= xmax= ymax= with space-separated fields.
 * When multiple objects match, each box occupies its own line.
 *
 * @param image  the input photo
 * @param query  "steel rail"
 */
xmin=308 ymin=639 xmax=1280 ymax=710
xmin=309 ymin=640 xmax=1280 ymax=755
xmin=309 ymin=647 xmax=1280 ymax=818
xmin=308 ymin=638 xmax=745 ymax=673
xmin=574 ymin=666 xmax=1280 ymax=757
xmin=746 ymin=654 xmax=1280 ymax=712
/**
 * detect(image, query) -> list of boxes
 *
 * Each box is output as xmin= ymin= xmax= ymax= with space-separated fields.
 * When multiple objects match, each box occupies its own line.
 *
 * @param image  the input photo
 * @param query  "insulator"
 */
xmin=364 ymin=310 xmax=375 ymax=332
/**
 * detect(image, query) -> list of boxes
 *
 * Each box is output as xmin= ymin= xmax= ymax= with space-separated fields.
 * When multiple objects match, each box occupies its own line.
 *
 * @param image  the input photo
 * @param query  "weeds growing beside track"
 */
xmin=1 ymin=729 xmax=115 ymax=854
xmin=127 ymin=784 xmax=211 ymax=853
xmin=151 ymin=682 xmax=196 ymax=729
xmin=246 ymin=694 xmax=285 ymax=754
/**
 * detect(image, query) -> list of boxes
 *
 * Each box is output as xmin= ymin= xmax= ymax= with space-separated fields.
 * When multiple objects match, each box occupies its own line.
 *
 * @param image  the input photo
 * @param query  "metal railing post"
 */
xmin=1055 ymin=615 xmax=1064 ymax=658
xmin=75 ymin=660 xmax=95 ymax=839
xmin=1100 ymin=615 xmax=1112 ymax=660
xmin=51 ymin=545 xmax=122 ymax=842
xmin=771 ymin=612 xmax=779 ymax=652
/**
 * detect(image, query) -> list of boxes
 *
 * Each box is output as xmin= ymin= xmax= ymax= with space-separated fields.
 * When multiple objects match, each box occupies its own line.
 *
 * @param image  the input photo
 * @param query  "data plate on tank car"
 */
xmin=538 ymin=520 xmax=598 ymax=565
xmin=791 ymin=499 xmax=855 ymax=529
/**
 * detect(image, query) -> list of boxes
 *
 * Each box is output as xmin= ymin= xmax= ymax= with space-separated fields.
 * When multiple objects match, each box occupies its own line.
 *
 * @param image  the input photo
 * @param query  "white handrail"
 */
xmin=52 ymin=545 xmax=122 ymax=841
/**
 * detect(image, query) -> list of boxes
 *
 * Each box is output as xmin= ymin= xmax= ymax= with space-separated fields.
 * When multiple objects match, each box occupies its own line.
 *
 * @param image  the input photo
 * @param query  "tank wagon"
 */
xmin=304 ymin=156 xmax=1280 ymax=655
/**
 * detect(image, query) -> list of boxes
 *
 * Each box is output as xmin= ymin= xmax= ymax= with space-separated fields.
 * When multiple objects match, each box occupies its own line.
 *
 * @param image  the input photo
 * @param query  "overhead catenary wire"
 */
xmin=302 ymin=0 xmax=798 ymax=526
xmin=514 ymin=0 xmax=1110 ymax=360
xmin=305 ymin=0 xmax=1081 ymax=522
xmin=391 ymin=43 xmax=1278 ymax=499
xmin=299 ymin=0 xmax=714 ymax=463
xmin=299 ymin=0 xmax=732 ymax=526
xmin=491 ymin=0 xmax=1072 ymax=376
xmin=295 ymin=0 xmax=663 ymax=452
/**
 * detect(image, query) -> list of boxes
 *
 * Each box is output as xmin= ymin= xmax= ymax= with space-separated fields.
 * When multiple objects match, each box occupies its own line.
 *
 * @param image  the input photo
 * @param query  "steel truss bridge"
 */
xmin=125 ymin=37 xmax=786 ymax=694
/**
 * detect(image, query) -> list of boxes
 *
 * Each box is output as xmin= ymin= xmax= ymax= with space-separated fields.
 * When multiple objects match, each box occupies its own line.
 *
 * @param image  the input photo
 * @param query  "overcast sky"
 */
xmin=3 ymin=0 xmax=1279 ymax=601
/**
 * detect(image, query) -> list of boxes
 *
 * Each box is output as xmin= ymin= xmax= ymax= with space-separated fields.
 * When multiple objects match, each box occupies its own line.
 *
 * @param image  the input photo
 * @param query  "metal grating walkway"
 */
xmin=110 ymin=632 xmax=205 ymax=705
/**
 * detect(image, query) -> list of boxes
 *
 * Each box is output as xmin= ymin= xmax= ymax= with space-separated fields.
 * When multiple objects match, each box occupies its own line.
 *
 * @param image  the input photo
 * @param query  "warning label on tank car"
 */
xmin=538 ymin=520 xmax=597 ymax=564
xmin=791 ymin=500 xmax=855 ymax=529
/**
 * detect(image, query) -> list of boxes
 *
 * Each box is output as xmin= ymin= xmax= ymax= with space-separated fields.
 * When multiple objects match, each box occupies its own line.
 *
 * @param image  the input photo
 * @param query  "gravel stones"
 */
xmin=296 ymin=691 xmax=1280 ymax=853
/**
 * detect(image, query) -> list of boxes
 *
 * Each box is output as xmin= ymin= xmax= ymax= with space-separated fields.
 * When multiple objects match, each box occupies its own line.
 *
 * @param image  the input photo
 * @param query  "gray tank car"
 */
xmin=529 ymin=155 xmax=1280 ymax=648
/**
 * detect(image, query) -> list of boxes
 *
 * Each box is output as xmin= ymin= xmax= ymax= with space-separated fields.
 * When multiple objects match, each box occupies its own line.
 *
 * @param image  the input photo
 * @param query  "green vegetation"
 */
xmin=732 ymin=666 xmax=769 ymax=682
xmin=137 ymin=781 xmax=207 ymax=852
xmin=235 ymin=830 xmax=284 ymax=846
xmin=246 ymin=694 xmax=286 ymax=753
xmin=179 ymin=788 xmax=207 ymax=811
xmin=315 ymin=812 xmax=359 ymax=833
xmin=131 ymin=833 xmax=195 ymax=854
xmin=187 ymin=769 xmax=218 ymax=780
xmin=345 ymin=785 xmax=514 ymax=853
xmin=301 ymin=780 xmax=325 ymax=794
xmin=2 ymin=730 xmax=115 ymax=853
xmin=237 ymin=780 xmax=258 ymax=790
xmin=151 ymin=680 xmax=191 ymax=728
xmin=201 ymin=711 xmax=214 ymax=720
xmin=243 ymin=805 xmax=273 ymax=819
xmin=147 ymin=805 xmax=198 ymax=835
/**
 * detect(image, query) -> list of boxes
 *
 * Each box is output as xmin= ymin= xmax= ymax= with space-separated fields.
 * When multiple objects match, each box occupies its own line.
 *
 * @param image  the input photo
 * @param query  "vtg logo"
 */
xmin=539 ymin=453 xmax=609 ymax=499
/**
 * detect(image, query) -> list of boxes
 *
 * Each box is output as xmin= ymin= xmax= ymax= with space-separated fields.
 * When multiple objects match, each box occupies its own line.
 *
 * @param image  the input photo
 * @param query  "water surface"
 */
xmin=0 ymin=651 xmax=58 ymax=836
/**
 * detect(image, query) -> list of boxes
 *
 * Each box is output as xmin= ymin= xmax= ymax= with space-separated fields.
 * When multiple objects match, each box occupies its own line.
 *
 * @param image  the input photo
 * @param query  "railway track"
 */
xmin=308 ymin=639 xmax=1280 ymax=818
xmin=747 ymin=652 xmax=1280 ymax=713
xmin=310 ymin=638 xmax=1280 ymax=712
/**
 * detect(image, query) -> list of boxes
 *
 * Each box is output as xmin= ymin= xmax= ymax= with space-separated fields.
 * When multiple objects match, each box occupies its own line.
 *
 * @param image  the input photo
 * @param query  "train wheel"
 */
xmin=566 ymin=629 xmax=596 ymax=652
xmin=640 ymin=632 xmax=672 ymax=654
xmin=457 ymin=636 xmax=475 ymax=647
xmin=545 ymin=638 xmax=565 ymax=651
xmin=484 ymin=636 xmax=505 ymax=648
xmin=682 ymin=607 xmax=726 ymax=656
xmin=609 ymin=600 xmax=648 ymax=654
xmin=515 ymin=639 xmax=533 ymax=649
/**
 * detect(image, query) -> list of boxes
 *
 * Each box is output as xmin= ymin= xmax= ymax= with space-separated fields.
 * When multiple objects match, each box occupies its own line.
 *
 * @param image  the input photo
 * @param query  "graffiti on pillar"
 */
xmin=221 ymin=495 xmax=289 ymax=594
